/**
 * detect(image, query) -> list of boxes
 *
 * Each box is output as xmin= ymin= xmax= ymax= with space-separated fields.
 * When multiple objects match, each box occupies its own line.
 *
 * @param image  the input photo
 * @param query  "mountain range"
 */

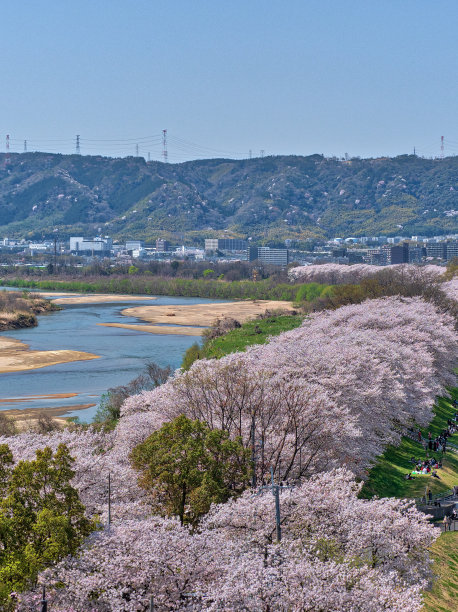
xmin=0 ymin=152 xmax=457 ymax=244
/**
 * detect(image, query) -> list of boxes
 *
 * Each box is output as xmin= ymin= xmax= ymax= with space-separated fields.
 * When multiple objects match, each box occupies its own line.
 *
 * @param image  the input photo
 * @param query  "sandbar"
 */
xmin=99 ymin=300 xmax=295 ymax=336
xmin=101 ymin=323 xmax=204 ymax=336
xmin=43 ymin=293 xmax=158 ymax=305
xmin=0 ymin=336 xmax=99 ymax=374
xmin=0 ymin=393 xmax=78 ymax=404
xmin=1 ymin=403 xmax=96 ymax=429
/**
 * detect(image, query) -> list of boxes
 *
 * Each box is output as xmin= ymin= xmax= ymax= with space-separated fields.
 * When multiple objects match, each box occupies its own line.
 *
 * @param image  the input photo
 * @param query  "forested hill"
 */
xmin=1 ymin=152 xmax=457 ymax=242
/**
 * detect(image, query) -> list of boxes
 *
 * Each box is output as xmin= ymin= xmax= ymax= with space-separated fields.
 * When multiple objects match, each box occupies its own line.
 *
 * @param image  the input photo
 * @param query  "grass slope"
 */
xmin=360 ymin=388 xmax=458 ymax=612
xmin=360 ymin=390 xmax=458 ymax=500
xmin=203 ymin=314 xmax=304 ymax=359
xmin=422 ymin=531 xmax=458 ymax=612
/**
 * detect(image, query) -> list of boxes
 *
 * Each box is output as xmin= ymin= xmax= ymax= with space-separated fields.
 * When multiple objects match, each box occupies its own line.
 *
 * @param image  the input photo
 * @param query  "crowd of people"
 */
xmin=418 ymin=421 xmax=457 ymax=453
xmin=406 ymin=456 xmax=443 ymax=480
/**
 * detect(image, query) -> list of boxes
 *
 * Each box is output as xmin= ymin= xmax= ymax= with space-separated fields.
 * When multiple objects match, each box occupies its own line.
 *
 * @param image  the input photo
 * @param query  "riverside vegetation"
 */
xmin=0 ymin=290 xmax=58 ymax=331
xmin=0 ymin=263 xmax=457 ymax=610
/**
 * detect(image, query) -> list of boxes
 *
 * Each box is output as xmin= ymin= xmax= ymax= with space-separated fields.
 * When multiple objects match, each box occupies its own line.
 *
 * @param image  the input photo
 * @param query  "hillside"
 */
xmin=1 ymin=152 xmax=457 ymax=242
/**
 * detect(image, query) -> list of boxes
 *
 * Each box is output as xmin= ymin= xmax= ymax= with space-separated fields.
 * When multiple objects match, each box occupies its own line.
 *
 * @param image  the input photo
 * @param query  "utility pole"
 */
xmin=41 ymin=586 xmax=48 ymax=612
xmin=272 ymin=468 xmax=282 ymax=542
xmin=251 ymin=416 xmax=257 ymax=488
xmin=76 ymin=134 xmax=81 ymax=155
xmin=440 ymin=135 xmax=444 ymax=159
xmin=254 ymin=467 xmax=294 ymax=543
xmin=136 ymin=143 xmax=139 ymax=157
xmin=108 ymin=473 xmax=112 ymax=526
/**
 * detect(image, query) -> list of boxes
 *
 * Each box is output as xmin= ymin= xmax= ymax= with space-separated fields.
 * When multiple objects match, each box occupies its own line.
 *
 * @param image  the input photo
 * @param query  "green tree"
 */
xmin=181 ymin=342 xmax=202 ymax=370
xmin=130 ymin=415 xmax=251 ymax=525
xmin=0 ymin=444 xmax=95 ymax=607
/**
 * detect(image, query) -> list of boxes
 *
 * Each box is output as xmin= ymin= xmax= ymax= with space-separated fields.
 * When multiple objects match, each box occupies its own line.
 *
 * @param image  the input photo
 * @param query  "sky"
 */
xmin=1 ymin=0 xmax=458 ymax=162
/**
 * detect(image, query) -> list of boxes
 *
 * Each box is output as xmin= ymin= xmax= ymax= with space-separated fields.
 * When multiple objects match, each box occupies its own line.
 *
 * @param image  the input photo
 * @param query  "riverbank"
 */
xmin=0 ymin=290 xmax=59 ymax=331
xmin=0 ymin=336 xmax=99 ymax=374
xmin=0 ymin=276 xmax=310 ymax=302
xmin=99 ymin=300 xmax=296 ymax=335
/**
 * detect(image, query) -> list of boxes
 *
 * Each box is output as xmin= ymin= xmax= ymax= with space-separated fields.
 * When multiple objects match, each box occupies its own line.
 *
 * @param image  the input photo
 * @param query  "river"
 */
xmin=0 ymin=291 xmax=219 ymax=422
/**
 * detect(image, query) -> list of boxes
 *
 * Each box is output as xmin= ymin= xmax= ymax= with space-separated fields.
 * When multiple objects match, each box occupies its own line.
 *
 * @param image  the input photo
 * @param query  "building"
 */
xmin=205 ymin=238 xmax=248 ymax=252
xmin=382 ymin=243 xmax=409 ymax=264
xmin=408 ymin=246 xmax=425 ymax=264
xmin=156 ymin=239 xmax=170 ymax=251
xmin=249 ymin=246 xmax=289 ymax=266
xmin=447 ymin=241 xmax=458 ymax=261
xmin=364 ymin=243 xmax=409 ymax=266
xmin=70 ymin=237 xmax=112 ymax=253
xmin=125 ymin=240 xmax=144 ymax=251
xmin=426 ymin=243 xmax=447 ymax=260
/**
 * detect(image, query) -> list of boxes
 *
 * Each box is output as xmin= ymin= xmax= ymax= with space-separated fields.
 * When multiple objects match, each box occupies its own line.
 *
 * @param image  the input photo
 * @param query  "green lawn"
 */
xmin=423 ymin=531 xmax=458 ymax=612
xmin=360 ymin=389 xmax=458 ymax=500
xmin=203 ymin=314 xmax=304 ymax=359
xmin=360 ymin=387 xmax=458 ymax=612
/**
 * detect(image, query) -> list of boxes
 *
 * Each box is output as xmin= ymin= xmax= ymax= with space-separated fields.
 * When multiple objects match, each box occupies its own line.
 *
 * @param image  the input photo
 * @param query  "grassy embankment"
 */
xmin=0 ymin=290 xmax=58 ymax=331
xmin=360 ymin=389 xmax=458 ymax=500
xmin=360 ymin=387 xmax=458 ymax=612
xmin=181 ymin=313 xmax=304 ymax=369
xmin=423 ymin=531 xmax=458 ymax=612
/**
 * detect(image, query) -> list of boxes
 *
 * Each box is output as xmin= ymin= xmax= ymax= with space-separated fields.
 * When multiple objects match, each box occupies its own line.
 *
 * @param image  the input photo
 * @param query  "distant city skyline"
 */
xmin=1 ymin=1 xmax=458 ymax=162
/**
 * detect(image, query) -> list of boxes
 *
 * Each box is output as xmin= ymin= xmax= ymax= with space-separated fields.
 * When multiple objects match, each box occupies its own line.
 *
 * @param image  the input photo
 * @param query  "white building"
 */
xmin=70 ymin=236 xmax=112 ymax=253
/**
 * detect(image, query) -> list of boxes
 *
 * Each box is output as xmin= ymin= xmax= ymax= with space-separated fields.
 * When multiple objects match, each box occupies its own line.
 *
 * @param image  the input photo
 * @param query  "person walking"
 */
xmin=427 ymin=488 xmax=432 ymax=503
xmin=443 ymin=515 xmax=451 ymax=532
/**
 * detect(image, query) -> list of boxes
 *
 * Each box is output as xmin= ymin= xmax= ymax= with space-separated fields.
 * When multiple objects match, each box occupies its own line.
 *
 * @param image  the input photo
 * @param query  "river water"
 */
xmin=0 ymin=291 xmax=218 ymax=422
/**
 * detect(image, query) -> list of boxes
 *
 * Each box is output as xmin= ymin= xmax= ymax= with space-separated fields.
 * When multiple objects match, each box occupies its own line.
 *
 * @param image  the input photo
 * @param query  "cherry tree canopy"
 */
xmin=288 ymin=263 xmax=445 ymax=284
xmin=2 ymin=295 xmax=455 ymax=610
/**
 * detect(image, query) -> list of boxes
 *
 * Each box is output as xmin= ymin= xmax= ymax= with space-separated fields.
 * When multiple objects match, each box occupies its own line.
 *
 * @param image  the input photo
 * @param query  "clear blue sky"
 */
xmin=1 ymin=0 xmax=457 ymax=162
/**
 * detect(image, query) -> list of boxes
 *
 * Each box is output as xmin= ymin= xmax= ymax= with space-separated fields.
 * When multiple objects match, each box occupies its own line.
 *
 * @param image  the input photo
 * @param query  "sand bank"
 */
xmin=101 ymin=323 xmax=204 ymax=336
xmin=41 ymin=293 xmax=157 ymax=305
xmin=99 ymin=300 xmax=295 ymax=336
xmin=0 ymin=393 xmax=78 ymax=404
xmin=0 ymin=336 xmax=99 ymax=374
xmin=1 ymin=403 xmax=96 ymax=429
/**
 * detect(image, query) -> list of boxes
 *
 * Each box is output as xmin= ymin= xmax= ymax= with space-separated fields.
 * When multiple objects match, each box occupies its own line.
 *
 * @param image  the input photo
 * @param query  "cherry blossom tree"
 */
xmin=288 ymin=263 xmax=445 ymax=285
xmin=3 ymin=295 xmax=456 ymax=610
xmin=18 ymin=470 xmax=437 ymax=612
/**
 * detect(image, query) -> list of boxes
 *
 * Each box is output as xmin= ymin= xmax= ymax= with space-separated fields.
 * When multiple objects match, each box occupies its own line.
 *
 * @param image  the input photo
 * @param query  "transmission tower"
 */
xmin=260 ymin=149 xmax=265 ymax=158
xmin=148 ymin=152 xmax=151 ymax=162
xmin=162 ymin=129 xmax=168 ymax=163
xmin=24 ymin=140 xmax=27 ymax=152
xmin=249 ymin=149 xmax=252 ymax=159
xmin=5 ymin=134 xmax=10 ymax=166
xmin=76 ymin=134 xmax=81 ymax=155
xmin=136 ymin=143 xmax=139 ymax=157
xmin=440 ymin=135 xmax=444 ymax=159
